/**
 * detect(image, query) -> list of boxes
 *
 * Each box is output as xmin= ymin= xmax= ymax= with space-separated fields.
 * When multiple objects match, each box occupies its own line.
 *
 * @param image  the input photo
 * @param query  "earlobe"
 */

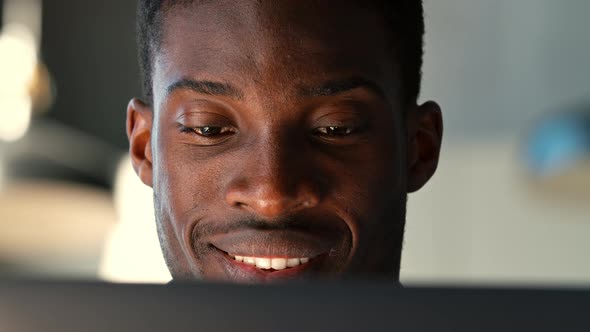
xmin=406 ymin=101 xmax=443 ymax=193
xmin=127 ymin=98 xmax=154 ymax=187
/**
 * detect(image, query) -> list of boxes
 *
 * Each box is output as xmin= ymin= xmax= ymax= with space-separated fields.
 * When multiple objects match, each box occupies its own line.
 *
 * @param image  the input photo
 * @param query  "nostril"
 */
xmin=234 ymin=202 xmax=249 ymax=209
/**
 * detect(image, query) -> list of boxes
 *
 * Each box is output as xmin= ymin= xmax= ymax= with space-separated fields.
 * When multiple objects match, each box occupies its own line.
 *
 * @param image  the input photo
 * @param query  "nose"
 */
xmin=225 ymin=178 xmax=320 ymax=219
xmin=224 ymin=137 xmax=321 ymax=219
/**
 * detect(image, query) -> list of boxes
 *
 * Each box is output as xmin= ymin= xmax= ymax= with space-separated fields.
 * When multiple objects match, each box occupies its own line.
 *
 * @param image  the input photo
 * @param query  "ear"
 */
xmin=126 ymin=98 xmax=154 ymax=187
xmin=406 ymin=101 xmax=443 ymax=193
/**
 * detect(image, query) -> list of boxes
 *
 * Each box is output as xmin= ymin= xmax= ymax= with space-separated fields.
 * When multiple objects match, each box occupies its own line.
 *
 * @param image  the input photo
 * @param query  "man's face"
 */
xmin=127 ymin=0 xmax=442 ymax=283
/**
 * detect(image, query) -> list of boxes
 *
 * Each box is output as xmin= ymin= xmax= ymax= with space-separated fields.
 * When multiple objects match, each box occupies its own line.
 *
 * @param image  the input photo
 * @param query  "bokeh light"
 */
xmin=99 ymin=155 xmax=171 ymax=283
xmin=0 ymin=24 xmax=37 ymax=142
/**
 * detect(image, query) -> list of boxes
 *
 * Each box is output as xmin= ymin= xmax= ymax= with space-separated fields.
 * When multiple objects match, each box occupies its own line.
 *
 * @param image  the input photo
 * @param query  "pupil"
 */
xmin=328 ymin=126 xmax=349 ymax=135
xmin=201 ymin=126 xmax=221 ymax=136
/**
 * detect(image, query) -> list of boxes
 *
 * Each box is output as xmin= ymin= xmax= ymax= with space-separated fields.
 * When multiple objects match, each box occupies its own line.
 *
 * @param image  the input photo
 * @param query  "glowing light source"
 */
xmin=0 ymin=24 xmax=37 ymax=142
xmin=0 ymin=95 xmax=32 ymax=142
xmin=99 ymin=155 xmax=171 ymax=283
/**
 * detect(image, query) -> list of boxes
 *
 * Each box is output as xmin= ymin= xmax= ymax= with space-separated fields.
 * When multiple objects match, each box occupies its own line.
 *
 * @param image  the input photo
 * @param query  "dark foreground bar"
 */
xmin=0 ymin=279 xmax=588 ymax=332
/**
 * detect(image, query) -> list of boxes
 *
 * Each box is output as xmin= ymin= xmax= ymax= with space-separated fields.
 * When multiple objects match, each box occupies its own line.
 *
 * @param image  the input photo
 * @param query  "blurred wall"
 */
xmin=402 ymin=0 xmax=590 ymax=285
xmin=0 ymin=0 xmax=137 ymax=277
xmin=41 ymin=0 xmax=139 ymax=151
xmin=420 ymin=0 xmax=590 ymax=139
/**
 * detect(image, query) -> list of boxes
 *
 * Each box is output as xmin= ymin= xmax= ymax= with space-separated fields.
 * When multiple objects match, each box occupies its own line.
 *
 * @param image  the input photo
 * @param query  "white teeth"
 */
xmin=255 ymin=258 xmax=272 ymax=269
xmin=271 ymin=258 xmax=287 ymax=270
xmin=231 ymin=255 xmax=310 ymax=270
xmin=286 ymin=258 xmax=300 ymax=268
xmin=243 ymin=257 xmax=256 ymax=265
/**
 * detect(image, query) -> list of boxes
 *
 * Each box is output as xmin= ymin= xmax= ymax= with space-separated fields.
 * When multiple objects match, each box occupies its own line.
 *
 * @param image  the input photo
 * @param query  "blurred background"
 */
xmin=0 ymin=0 xmax=589 ymax=285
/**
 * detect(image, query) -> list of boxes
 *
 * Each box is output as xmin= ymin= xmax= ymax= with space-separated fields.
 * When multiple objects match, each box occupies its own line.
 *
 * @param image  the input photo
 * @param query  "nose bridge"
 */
xmin=225 ymin=124 xmax=319 ymax=218
xmin=257 ymin=125 xmax=295 ymax=185
xmin=248 ymin=126 xmax=302 ymax=205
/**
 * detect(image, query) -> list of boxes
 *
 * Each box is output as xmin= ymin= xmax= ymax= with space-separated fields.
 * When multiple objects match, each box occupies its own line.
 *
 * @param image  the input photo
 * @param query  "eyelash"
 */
xmin=180 ymin=125 xmax=357 ymax=136
xmin=179 ymin=125 xmax=235 ymax=137
xmin=178 ymin=124 xmax=362 ymax=148
xmin=313 ymin=126 xmax=355 ymax=136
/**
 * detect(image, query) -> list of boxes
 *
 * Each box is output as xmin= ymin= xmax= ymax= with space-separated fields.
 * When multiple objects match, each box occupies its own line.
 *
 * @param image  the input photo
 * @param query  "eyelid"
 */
xmin=175 ymin=110 xmax=233 ymax=123
xmin=178 ymin=123 xmax=235 ymax=133
xmin=311 ymin=109 xmax=362 ymax=121
xmin=312 ymin=112 xmax=367 ymax=131
xmin=177 ymin=125 xmax=237 ymax=147
xmin=194 ymin=125 xmax=235 ymax=135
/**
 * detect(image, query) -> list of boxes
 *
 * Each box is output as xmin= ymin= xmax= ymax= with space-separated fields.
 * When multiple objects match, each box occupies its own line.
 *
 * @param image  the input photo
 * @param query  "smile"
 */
xmin=206 ymin=228 xmax=345 ymax=281
xmin=229 ymin=254 xmax=311 ymax=271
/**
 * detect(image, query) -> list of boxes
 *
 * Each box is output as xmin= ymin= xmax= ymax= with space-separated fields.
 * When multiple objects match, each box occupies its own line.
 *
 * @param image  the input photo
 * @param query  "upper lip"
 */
xmin=209 ymin=229 xmax=336 ymax=258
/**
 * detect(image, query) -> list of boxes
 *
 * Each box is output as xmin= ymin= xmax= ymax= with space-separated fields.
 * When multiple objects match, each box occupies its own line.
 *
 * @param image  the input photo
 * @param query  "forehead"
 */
xmin=153 ymin=0 xmax=398 ymax=103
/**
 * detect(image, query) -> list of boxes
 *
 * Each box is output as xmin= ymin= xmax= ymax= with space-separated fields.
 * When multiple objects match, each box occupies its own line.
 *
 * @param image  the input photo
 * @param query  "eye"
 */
xmin=195 ymin=126 xmax=223 ymax=136
xmin=181 ymin=125 xmax=234 ymax=137
xmin=314 ymin=126 xmax=354 ymax=136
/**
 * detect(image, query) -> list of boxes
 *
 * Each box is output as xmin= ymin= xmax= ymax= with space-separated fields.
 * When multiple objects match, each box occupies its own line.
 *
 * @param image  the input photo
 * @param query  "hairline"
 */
xmin=138 ymin=0 xmax=424 ymax=108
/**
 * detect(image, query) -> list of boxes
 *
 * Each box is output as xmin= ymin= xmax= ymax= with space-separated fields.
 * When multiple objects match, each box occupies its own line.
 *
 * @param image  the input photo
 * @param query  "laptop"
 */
xmin=1 ymin=279 xmax=588 ymax=331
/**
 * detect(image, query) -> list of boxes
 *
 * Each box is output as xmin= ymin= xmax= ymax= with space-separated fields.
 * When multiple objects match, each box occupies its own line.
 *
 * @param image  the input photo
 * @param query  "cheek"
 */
xmin=152 ymin=129 xmax=235 ymax=276
xmin=328 ymin=140 xmax=406 ymax=272
xmin=154 ymin=140 xmax=227 ymax=224
xmin=335 ymin=135 xmax=403 ymax=198
xmin=327 ymin=132 xmax=405 ymax=236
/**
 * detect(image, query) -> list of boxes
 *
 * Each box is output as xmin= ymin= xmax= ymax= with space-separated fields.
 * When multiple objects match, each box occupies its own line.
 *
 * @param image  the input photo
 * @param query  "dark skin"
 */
xmin=127 ymin=0 xmax=442 ymax=283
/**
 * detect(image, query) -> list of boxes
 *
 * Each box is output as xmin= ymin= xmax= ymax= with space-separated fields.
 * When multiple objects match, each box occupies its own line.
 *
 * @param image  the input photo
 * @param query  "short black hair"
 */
xmin=136 ymin=0 xmax=424 ymax=106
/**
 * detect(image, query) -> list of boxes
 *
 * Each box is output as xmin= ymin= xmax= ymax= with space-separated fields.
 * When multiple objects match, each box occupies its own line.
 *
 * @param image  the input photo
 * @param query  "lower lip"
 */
xmin=213 ymin=248 xmax=325 ymax=283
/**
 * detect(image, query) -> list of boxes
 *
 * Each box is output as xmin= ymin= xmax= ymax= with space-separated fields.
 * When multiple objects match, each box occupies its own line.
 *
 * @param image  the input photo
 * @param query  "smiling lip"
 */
xmin=208 ymin=229 xmax=336 ymax=282
xmin=214 ymin=247 xmax=327 ymax=282
xmin=209 ymin=229 xmax=335 ymax=259
xmin=229 ymin=254 xmax=311 ymax=270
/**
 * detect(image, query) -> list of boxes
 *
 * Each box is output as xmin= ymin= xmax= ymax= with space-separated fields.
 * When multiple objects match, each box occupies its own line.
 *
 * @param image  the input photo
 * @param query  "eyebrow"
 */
xmin=299 ymin=77 xmax=387 ymax=99
xmin=166 ymin=76 xmax=385 ymax=101
xmin=166 ymin=78 xmax=244 ymax=99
